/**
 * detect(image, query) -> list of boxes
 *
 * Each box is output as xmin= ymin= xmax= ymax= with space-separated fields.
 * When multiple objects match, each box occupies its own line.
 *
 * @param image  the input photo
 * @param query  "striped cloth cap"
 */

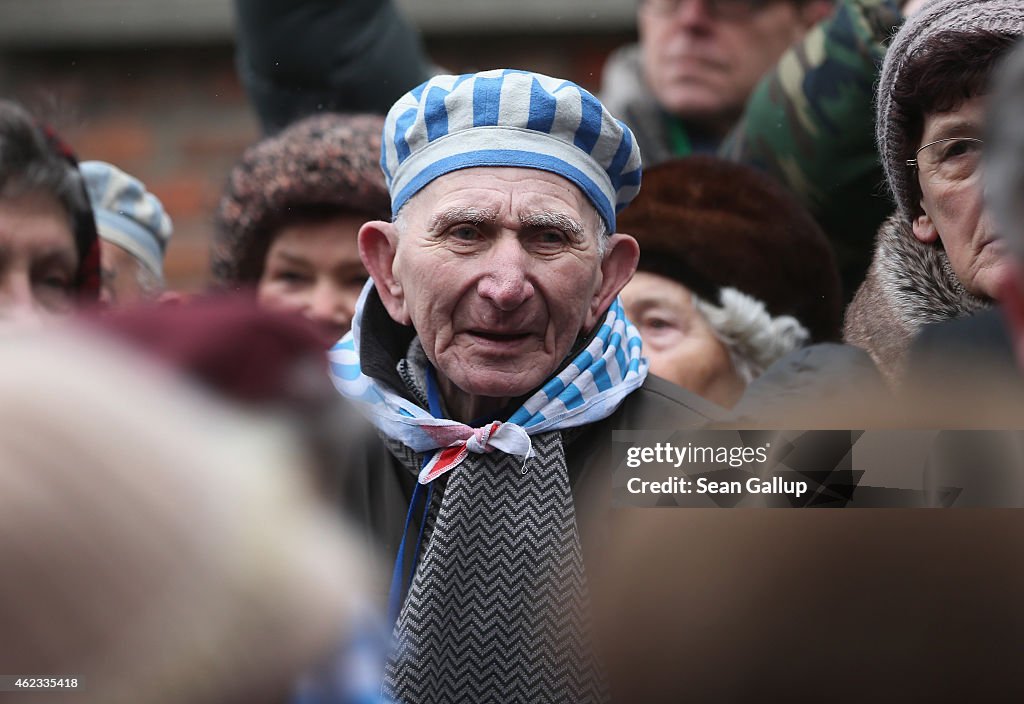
xmin=381 ymin=69 xmax=642 ymax=232
xmin=81 ymin=161 xmax=173 ymax=279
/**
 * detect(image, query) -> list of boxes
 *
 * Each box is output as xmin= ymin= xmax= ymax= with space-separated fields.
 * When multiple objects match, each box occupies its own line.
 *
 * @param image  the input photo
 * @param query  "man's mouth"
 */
xmin=469 ymin=329 xmax=532 ymax=343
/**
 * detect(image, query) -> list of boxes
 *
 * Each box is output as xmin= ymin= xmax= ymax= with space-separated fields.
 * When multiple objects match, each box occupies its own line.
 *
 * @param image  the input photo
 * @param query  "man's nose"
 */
xmin=476 ymin=236 xmax=535 ymax=311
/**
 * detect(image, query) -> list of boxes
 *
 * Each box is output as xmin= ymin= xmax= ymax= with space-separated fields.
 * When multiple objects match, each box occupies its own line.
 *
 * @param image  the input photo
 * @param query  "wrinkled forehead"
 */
xmin=398 ymin=166 xmax=603 ymax=232
xmin=920 ymin=95 xmax=987 ymax=145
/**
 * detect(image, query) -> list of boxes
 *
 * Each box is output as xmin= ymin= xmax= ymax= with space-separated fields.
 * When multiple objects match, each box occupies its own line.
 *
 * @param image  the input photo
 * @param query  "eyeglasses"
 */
xmin=640 ymin=0 xmax=778 ymax=21
xmin=907 ymin=137 xmax=984 ymax=187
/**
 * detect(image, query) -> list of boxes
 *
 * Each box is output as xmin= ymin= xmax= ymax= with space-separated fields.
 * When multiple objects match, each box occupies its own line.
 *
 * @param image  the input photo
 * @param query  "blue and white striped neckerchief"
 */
xmin=328 ymin=280 xmax=649 ymax=483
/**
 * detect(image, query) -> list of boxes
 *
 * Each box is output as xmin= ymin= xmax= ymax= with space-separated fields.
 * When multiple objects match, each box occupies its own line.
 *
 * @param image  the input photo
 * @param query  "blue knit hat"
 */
xmin=80 ymin=161 xmax=172 ymax=279
xmin=381 ymin=69 xmax=642 ymax=232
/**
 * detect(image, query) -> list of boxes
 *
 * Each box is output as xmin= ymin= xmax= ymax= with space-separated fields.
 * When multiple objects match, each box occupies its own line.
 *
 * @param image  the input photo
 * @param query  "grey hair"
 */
xmin=693 ymin=287 xmax=810 ymax=384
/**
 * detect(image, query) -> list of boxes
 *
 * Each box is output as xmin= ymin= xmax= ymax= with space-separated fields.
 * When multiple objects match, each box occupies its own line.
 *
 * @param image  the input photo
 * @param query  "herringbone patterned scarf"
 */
xmin=382 ymin=432 xmax=607 ymax=704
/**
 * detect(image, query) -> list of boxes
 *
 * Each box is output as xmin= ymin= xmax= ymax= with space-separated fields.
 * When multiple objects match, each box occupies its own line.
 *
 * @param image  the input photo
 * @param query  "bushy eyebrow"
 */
xmin=427 ymin=207 xmax=499 ymax=234
xmin=426 ymin=206 xmax=587 ymax=242
xmin=518 ymin=211 xmax=585 ymax=239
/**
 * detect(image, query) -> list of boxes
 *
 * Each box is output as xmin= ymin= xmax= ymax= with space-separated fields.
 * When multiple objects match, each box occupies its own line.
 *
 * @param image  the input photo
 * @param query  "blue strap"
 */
xmin=385 ymin=368 xmax=446 ymax=630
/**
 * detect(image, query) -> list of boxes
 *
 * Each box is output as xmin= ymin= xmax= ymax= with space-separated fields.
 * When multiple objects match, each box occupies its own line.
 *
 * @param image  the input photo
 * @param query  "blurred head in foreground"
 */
xmin=0 ymin=100 xmax=100 ymax=328
xmin=83 ymin=294 xmax=363 ymax=499
xmin=0 ymin=328 xmax=368 ymax=704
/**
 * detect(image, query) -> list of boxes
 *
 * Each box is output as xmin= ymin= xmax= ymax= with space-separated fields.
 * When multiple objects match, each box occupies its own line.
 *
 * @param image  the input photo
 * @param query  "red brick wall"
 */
xmin=0 ymin=32 xmax=632 ymax=292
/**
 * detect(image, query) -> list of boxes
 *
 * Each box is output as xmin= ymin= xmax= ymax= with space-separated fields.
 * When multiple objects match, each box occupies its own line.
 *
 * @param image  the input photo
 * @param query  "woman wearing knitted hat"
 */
xmin=843 ymin=0 xmax=1024 ymax=385
xmin=214 ymin=113 xmax=390 ymax=345
xmin=0 ymin=100 xmax=101 ymax=328
xmin=619 ymin=156 xmax=842 ymax=408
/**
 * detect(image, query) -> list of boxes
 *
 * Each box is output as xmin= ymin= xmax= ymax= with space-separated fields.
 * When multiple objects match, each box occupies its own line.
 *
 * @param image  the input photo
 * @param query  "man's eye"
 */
xmin=449 ymin=226 xmax=481 ymax=242
xmin=530 ymin=231 xmax=568 ymax=249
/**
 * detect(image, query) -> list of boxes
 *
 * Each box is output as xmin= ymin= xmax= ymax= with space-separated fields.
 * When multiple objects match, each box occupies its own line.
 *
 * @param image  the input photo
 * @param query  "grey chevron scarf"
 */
xmin=379 ymin=342 xmax=610 ymax=704
xmin=382 ymin=430 xmax=608 ymax=704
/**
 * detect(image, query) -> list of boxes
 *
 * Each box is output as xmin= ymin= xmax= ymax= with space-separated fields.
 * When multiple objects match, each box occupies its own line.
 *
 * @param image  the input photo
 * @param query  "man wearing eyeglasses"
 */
xmin=600 ymin=0 xmax=833 ymax=164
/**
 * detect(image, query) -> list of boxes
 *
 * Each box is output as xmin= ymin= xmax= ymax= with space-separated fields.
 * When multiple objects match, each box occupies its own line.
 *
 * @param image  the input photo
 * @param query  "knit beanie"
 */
xmin=214 ymin=113 xmax=390 ymax=287
xmin=876 ymin=0 xmax=1024 ymax=223
xmin=617 ymin=156 xmax=843 ymax=343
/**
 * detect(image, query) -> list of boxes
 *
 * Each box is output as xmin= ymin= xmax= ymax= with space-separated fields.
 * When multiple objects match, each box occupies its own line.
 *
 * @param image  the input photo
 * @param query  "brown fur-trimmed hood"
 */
xmin=843 ymin=214 xmax=990 ymax=386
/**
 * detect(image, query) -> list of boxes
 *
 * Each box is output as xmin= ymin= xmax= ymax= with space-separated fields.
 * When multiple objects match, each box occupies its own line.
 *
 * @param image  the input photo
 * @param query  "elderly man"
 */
xmin=80 ymin=161 xmax=173 ymax=306
xmin=329 ymin=69 xmax=716 ymax=703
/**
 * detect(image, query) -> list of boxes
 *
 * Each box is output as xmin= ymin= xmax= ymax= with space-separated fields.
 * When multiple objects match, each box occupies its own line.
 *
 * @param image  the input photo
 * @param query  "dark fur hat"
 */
xmin=213 ymin=113 xmax=390 ymax=288
xmin=617 ymin=156 xmax=842 ymax=342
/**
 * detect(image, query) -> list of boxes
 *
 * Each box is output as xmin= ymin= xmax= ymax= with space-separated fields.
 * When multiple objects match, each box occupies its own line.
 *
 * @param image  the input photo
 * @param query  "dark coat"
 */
xmin=725 ymin=343 xmax=888 ymax=428
xmin=233 ymin=0 xmax=433 ymax=133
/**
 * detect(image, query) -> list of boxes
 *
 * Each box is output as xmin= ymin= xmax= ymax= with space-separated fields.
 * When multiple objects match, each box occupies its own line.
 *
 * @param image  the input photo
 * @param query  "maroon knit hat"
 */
xmin=213 ymin=113 xmax=390 ymax=288
xmin=617 ymin=156 xmax=842 ymax=342
xmin=83 ymin=295 xmax=330 ymax=407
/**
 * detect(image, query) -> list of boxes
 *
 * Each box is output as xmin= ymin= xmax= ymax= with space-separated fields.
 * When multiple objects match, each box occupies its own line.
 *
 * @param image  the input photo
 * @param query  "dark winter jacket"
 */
xmin=233 ymin=0 xmax=433 ymax=133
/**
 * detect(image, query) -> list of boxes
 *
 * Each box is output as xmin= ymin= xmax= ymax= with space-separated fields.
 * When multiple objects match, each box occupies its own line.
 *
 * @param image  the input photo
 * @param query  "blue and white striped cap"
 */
xmin=381 ymin=69 xmax=642 ymax=232
xmin=80 ymin=161 xmax=172 ymax=279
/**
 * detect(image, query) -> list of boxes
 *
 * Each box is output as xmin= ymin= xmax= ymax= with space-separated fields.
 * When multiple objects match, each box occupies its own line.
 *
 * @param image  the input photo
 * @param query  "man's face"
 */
xmin=257 ymin=214 xmax=367 ymax=346
xmin=912 ymin=95 xmax=1007 ymax=299
xmin=364 ymin=167 xmax=636 ymax=405
xmin=0 ymin=192 xmax=78 ymax=328
xmin=638 ymin=0 xmax=824 ymax=132
xmin=621 ymin=271 xmax=744 ymax=408
xmin=100 ymin=241 xmax=153 ymax=307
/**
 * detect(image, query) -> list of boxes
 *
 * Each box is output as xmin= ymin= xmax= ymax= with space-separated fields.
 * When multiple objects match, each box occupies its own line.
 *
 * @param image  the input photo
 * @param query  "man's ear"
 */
xmin=798 ymin=0 xmax=834 ymax=29
xmin=585 ymin=233 xmax=640 ymax=330
xmin=358 ymin=220 xmax=410 ymax=325
xmin=912 ymin=211 xmax=940 ymax=244
xmin=997 ymin=259 xmax=1024 ymax=372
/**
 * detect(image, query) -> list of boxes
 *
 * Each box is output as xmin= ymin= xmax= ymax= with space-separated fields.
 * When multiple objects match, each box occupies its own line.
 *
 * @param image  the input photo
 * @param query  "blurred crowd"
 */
xmin=3 ymin=0 xmax=1024 ymax=701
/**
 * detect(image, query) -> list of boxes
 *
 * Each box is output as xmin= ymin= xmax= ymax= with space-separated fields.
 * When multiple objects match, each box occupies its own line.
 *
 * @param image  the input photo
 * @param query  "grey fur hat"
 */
xmin=876 ymin=0 xmax=1024 ymax=223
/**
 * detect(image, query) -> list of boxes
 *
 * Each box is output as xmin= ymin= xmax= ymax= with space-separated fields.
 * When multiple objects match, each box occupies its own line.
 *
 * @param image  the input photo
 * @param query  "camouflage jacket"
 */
xmin=722 ymin=0 xmax=905 ymax=299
